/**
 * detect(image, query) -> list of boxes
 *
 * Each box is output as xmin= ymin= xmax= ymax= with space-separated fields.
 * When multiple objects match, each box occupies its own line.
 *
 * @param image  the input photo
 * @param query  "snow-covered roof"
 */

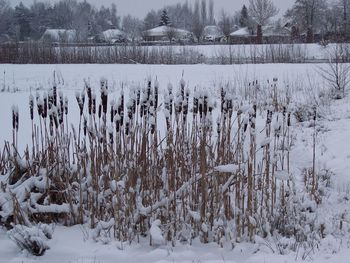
xmin=230 ymin=26 xmax=289 ymax=37
xmin=41 ymin=29 xmax=77 ymax=42
xmin=203 ymin=26 xmax=224 ymax=38
xmin=144 ymin=26 xmax=191 ymax=37
xmin=262 ymin=25 xmax=289 ymax=37
xmin=230 ymin=27 xmax=250 ymax=36
xmin=101 ymin=29 xmax=126 ymax=40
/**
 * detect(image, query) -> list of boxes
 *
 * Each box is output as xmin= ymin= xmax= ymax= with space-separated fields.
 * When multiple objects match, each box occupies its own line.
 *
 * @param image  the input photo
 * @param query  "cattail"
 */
xmin=92 ymin=93 xmax=96 ymax=115
xmin=59 ymin=105 xmax=64 ymax=125
xmin=100 ymin=79 xmax=108 ymax=115
xmin=75 ymin=91 xmax=84 ymax=116
xmin=64 ymin=96 xmax=68 ymax=115
xmin=220 ymin=86 xmax=226 ymax=113
xmin=12 ymin=105 xmax=19 ymax=131
xmin=29 ymin=94 xmax=34 ymax=120
xmin=150 ymin=115 xmax=155 ymax=135
xmin=48 ymin=89 xmax=53 ymax=111
xmin=132 ymin=94 xmax=136 ymax=116
xmin=125 ymin=116 xmax=130 ymax=135
xmin=114 ymin=114 xmax=120 ymax=133
xmin=203 ymin=93 xmax=208 ymax=117
xmin=43 ymin=94 xmax=48 ymax=119
xmin=168 ymin=83 xmax=173 ymax=116
xmin=136 ymin=88 xmax=141 ymax=106
xmin=193 ymin=90 xmax=198 ymax=115
xmin=52 ymin=107 xmax=59 ymax=129
xmin=37 ymin=98 xmax=43 ymax=117
xmin=53 ymin=85 xmax=57 ymax=107
xmin=110 ymin=100 xmax=116 ymax=123
xmin=267 ymin=109 xmax=273 ymax=124
xmin=287 ymin=112 xmax=291 ymax=127
xmin=216 ymin=118 xmax=221 ymax=134
xmin=119 ymin=91 xmax=124 ymax=126
xmin=180 ymin=77 xmax=185 ymax=101
xmin=250 ymin=104 xmax=257 ymax=130
xmin=147 ymin=78 xmax=151 ymax=102
xmin=98 ymin=104 xmax=102 ymax=119
xmin=154 ymin=79 xmax=159 ymax=110
xmin=175 ymin=91 xmax=182 ymax=115
xmin=208 ymin=100 xmax=213 ymax=114
xmin=108 ymin=126 xmax=113 ymax=144
xmin=183 ymin=89 xmax=189 ymax=117
xmin=83 ymin=117 xmax=87 ymax=137
xmin=86 ymin=84 xmax=92 ymax=115
xmin=127 ymin=101 xmax=133 ymax=120
xmin=199 ymin=95 xmax=203 ymax=119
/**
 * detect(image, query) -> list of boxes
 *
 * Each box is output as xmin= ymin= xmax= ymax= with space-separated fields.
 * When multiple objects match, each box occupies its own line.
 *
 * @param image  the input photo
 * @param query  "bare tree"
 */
xmin=218 ymin=10 xmax=232 ymax=38
xmin=248 ymin=0 xmax=278 ymax=26
xmin=285 ymin=0 xmax=327 ymax=42
xmin=0 ymin=0 xmax=12 ymax=35
xmin=201 ymin=0 xmax=207 ymax=25
xmin=192 ymin=0 xmax=203 ymax=42
xmin=166 ymin=26 xmax=177 ymax=43
xmin=340 ymin=0 xmax=350 ymax=39
xmin=316 ymin=44 xmax=350 ymax=98
xmin=122 ymin=15 xmax=143 ymax=43
xmin=208 ymin=0 xmax=214 ymax=25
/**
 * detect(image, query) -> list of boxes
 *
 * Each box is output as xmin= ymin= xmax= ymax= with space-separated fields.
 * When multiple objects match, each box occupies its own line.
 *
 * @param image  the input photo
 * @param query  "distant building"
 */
xmin=229 ymin=26 xmax=290 ymax=44
xmin=203 ymin=26 xmax=224 ymax=42
xmin=41 ymin=29 xmax=77 ymax=43
xmin=229 ymin=27 xmax=253 ymax=44
xmin=142 ymin=26 xmax=193 ymax=43
xmin=97 ymin=29 xmax=127 ymax=43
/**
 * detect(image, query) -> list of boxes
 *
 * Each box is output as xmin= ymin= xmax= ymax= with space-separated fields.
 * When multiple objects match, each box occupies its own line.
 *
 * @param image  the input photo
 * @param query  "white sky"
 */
xmin=11 ymin=0 xmax=295 ymax=18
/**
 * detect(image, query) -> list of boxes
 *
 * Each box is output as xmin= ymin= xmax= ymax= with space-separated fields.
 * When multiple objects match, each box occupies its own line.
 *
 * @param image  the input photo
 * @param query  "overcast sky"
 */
xmin=12 ymin=0 xmax=295 ymax=18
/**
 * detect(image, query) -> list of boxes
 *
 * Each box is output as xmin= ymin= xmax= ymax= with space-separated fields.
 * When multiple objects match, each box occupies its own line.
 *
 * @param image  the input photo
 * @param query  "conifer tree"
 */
xmin=159 ymin=9 xmax=171 ymax=26
xmin=239 ymin=5 xmax=249 ymax=27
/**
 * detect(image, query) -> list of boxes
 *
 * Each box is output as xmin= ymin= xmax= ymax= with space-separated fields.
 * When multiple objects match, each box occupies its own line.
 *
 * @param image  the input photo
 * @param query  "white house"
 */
xmin=143 ymin=26 xmax=193 ymax=43
xmin=99 ymin=29 xmax=126 ymax=43
xmin=41 ymin=29 xmax=77 ymax=43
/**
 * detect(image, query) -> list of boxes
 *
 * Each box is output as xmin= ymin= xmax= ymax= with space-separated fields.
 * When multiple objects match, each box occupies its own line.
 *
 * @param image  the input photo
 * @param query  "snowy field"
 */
xmin=1 ymin=63 xmax=350 ymax=263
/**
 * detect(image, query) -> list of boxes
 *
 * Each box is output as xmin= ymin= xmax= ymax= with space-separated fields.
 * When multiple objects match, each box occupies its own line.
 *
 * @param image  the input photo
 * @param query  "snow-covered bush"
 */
xmin=8 ymin=224 xmax=53 ymax=256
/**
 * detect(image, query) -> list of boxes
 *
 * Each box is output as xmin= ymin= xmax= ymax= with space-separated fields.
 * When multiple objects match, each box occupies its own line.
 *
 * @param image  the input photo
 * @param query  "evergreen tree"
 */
xmin=239 ymin=5 xmax=249 ymax=27
xmin=15 ymin=2 xmax=32 ymax=41
xmin=256 ymin=24 xmax=262 ymax=43
xmin=159 ymin=9 xmax=171 ymax=26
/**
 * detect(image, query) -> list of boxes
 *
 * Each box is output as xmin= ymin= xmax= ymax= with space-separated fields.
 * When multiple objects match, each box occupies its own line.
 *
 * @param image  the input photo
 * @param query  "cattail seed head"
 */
xmin=29 ymin=94 xmax=34 ymax=120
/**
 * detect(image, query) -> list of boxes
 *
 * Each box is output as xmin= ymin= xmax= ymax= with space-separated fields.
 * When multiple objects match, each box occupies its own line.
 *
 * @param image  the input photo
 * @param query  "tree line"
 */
xmin=0 ymin=0 xmax=350 ymax=43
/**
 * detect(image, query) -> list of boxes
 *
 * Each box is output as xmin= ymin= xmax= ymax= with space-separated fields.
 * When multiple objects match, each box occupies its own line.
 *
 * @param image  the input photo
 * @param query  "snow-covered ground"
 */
xmin=1 ymin=63 xmax=350 ymax=262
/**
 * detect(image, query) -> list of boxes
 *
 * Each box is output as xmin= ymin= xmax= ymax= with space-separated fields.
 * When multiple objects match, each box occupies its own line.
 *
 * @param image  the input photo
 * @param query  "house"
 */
xmin=98 ymin=29 xmax=127 ymax=43
xmin=203 ymin=26 xmax=224 ymax=42
xmin=261 ymin=25 xmax=290 ymax=44
xmin=229 ymin=25 xmax=290 ymax=44
xmin=229 ymin=27 xmax=254 ymax=44
xmin=142 ymin=26 xmax=193 ymax=43
xmin=41 ymin=29 xmax=77 ymax=43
